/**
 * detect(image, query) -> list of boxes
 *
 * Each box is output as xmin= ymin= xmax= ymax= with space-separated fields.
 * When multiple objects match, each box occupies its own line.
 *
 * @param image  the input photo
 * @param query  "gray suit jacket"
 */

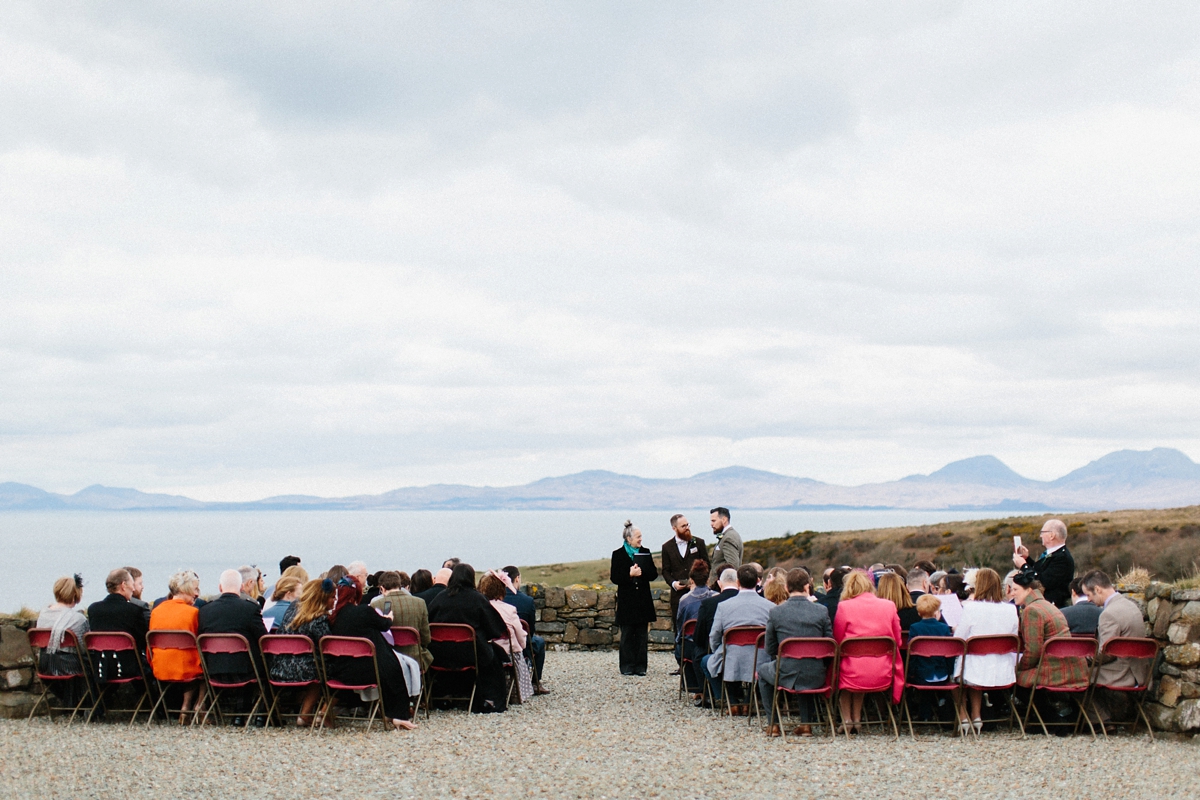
xmin=709 ymin=527 xmax=743 ymax=585
xmin=1061 ymin=600 xmax=1102 ymax=635
xmin=707 ymin=589 xmax=772 ymax=682
xmin=1096 ymin=594 xmax=1151 ymax=687
xmin=760 ymin=596 xmax=833 ymax=691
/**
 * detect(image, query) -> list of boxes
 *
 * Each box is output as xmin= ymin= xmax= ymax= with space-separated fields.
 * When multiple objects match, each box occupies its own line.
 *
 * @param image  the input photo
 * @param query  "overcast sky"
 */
xmin=3 ymin=2 xmax=1199 ymax=501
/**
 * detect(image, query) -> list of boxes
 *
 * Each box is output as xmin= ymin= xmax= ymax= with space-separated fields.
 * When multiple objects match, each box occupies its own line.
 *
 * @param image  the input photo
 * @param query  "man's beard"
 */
xmin=676 ymin=529 xmax=692 ymax=541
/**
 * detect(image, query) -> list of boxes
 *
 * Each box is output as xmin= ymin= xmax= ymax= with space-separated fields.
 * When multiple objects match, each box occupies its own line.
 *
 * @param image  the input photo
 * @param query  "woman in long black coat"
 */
xmin=427 ymin=564 xmax=510 ymax=713
xmin=610 ymin=520 xmax=659 ymax=676
xmin=326 ymin=579 xmax=417 ymax=729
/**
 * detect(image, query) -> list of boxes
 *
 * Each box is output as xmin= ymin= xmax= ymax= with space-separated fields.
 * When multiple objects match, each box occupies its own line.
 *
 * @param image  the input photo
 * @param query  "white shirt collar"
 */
xmin=1044 ymin=542 xmax=1065 ymax=555
xmin=675 ymin=536 xmax=689 ymax=555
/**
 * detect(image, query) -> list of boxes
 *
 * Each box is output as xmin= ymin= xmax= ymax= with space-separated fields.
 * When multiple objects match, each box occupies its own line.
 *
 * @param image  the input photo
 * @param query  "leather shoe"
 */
xmin=534 ymin=685 xmax=551 ymax=696
xmin=792 ymin=724 xmax=813 ymax=737
xmin=231 ymin=716 xmax=245 ymax=728
xmin=669 ymin=669 xmax=681 ymax=676
xmin=766 ymin=724 xmax=782 ymax=737
xmin=694 ymin=698 xmax=713 ymax=709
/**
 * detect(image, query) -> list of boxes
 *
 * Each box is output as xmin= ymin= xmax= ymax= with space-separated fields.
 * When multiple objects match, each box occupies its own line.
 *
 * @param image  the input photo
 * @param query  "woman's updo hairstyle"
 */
xmin=622 ymin=520 xmax=635 ymax=542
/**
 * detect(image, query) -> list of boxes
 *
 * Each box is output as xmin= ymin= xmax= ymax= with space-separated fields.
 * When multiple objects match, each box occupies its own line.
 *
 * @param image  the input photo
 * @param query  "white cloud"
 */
xmin=2 ymin=2 xmax=1199 ymax=499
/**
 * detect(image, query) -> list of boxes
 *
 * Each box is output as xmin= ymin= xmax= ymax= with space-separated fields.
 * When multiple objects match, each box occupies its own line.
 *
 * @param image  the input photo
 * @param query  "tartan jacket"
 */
xmin=371 ymin=590 xmax=433 ymax=670
xmin=1016 ymin=591 xmax=1089 ymax=689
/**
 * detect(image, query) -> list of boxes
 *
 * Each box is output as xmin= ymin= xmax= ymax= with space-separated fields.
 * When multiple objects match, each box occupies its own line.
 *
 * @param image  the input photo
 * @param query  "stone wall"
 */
xmin=0 ymin=616 xmax=38 ymax=719
xmin=1142 ymin=583 xmax=1200 ymax=734
xmin=524 ymin=584 xmax=675 ymax=652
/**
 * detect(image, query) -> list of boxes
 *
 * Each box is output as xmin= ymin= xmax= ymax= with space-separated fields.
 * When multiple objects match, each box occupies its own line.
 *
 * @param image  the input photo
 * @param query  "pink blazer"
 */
xmin=833 ymin=592 xmax=904 ymax=703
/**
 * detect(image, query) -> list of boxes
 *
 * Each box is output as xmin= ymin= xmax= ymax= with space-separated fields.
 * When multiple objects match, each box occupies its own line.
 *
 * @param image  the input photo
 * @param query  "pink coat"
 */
xmin=833 ymin=592 xmax=904 ymax=703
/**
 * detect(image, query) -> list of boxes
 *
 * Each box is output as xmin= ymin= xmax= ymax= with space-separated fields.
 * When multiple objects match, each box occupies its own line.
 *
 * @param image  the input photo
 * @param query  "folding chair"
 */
xmin=703 ymin=625 xmax=765 ymax=718
xmin=83 ymin=632 xmax=153 ymax=726
xmin=145 ymin=630 xmax=204 ymax=726
xmin=426 ymin=623 xmax=478 ymax=717
xmin=1087 ymin=637 xmax=1159 ymax=741
xmin=197 ymin=633 xmax=268 ymax=730
xmin=261 ymin=634 xmax=325 ymax=729
xmin=27 ymin=628 xmax=94 ymax=724
xmin=961 ymin=633 xmax=1023 ymax=739
xmin=678 ymin=618 xmax=698 ymax=700
xmin=834 ymin=635 xmax=900 ymax=738
xmin=902 ymin=636 xmax=966 ymax=738
xmin=1023 ymin=635 xmax=1097 ymax=739
xmin=767 ymin=637 xmax=838 ymax=741
xmin=519 ymin=619 xmax=539 ymax=685
xmin=390 ymin=625 xmax=427 ymax=717
xmin=748 ymin=632 xmax=767 ymax=726
xmin=319 ymin=635 xmax=385 ymax=732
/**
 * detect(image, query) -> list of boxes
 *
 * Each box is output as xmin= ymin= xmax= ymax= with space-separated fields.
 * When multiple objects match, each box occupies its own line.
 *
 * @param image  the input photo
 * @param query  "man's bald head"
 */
xmin=219 ymin=569 xmax=243 ymax=593
xmin=433 ymin=568 xmax=452 ymax=586
xmin=1042 ymin=519 xmax=1068 ymax=543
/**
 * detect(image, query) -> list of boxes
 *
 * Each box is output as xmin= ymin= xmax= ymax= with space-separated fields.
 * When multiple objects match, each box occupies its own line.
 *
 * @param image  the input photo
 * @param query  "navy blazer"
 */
xmin=503 ymin=588 xmax=536 ymax=633
xmin=198 ymin=592 xmax=266 ymax=676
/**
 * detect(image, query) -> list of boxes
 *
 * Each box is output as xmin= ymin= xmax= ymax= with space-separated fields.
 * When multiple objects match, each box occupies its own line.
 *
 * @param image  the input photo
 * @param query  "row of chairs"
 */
xmin=27 ymin=622 xmax=499 ymax=730
xmin=681 ymin=623 xmax=1161 ymax=742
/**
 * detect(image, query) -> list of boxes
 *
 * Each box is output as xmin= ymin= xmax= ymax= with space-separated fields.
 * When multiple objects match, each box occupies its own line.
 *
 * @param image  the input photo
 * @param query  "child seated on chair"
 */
xmin=907 ymin=594 xmax=954 ymax=721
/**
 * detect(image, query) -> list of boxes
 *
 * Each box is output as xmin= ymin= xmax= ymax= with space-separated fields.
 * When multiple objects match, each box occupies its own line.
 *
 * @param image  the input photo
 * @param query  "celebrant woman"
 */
xmin=610 ymin=520 xmax=658 ymax=676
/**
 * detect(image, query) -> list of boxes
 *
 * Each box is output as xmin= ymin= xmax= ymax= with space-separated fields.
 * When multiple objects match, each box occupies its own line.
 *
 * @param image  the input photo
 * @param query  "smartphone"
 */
xmin=1013 ymin=535 xmax=1021 ymax=553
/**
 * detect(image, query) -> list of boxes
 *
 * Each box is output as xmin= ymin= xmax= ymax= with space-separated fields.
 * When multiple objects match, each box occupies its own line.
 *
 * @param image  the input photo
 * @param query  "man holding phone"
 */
xmin=1013 ymin=519 xmax=1075 ymax=608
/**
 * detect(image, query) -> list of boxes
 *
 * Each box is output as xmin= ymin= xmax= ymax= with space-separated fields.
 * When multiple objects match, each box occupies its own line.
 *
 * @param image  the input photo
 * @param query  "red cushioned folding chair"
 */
xmin=318 ymin=635 xmax=385 ymax=732
xmin=426 ymin=623 xmax=477 ymax=717
xmin=1023 ymin=635 xmax=1097 ymax=739
xmin=197 ymin=633 xmax=268 ymax=730
xmin=678 ymin=618 xmax=698 ymax=700
xmin=834 ymin=635 xmax=900 ymax=738
xmin=145 ymin=630 xmax=204 ymax=726
xmin=261 ymin=634 xmax=325 ymax=730
xmin=27 ymin=628 xmax=94 ymax=724
xmin=390 ymin=625 xmax=426 ymax=718
xmin=1087 ymin=636 xmax=1159 ymax=741
xmin=961 ymin=633 xmax=1023 ymax=739
xmin=767 ymin=637 xmax=838 ymax=741
xmin=83 ymin=631 xmax=153 ymax=726
xmin=902 ymin=635 xmax=966 ymax=739
xmin=703 ymin=625 xmax=765 ymax=718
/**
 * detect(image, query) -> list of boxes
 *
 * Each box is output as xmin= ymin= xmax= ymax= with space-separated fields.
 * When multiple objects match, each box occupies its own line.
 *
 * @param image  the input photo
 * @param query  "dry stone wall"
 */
xmin=524 ymin=584 xmax=675 ymax=651
xmin=0 ymin=617 xmax=38 ymax=719
xmin=1142 ymin=583 xmax=1200 ymax=734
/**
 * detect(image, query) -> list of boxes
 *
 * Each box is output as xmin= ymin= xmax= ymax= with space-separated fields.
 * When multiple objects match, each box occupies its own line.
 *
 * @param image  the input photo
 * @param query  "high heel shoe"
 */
xmin=972 ymin=718 xmax=983 ymax=735
xmin=959 ymin=718 xmax=972 ymax=736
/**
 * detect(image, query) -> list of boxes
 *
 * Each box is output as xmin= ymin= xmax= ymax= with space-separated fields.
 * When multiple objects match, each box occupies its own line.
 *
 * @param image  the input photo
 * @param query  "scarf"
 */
xmin=623 ymin=542 xmax=639 ymax=561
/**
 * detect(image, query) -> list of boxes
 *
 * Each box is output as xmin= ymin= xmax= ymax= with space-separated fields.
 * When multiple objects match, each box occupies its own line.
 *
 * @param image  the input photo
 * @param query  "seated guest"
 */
xmin=1010 ymin=567 xmax=1088 ymax=716
xmin=1061 ymin=577 xmax=1102 ymax=635
xmin=906 ymin=594 xmax=954 ymax=723
xmin=371 ymin=571 xmax=433 ymax=671
xmin=876 ymin=572 xmax=920 ymax=632
xmin=282 ymin=564 xmax=309 ymax=584
xmin=933 ymin=572 xmax=966 ymax=630
xmin=703 ymin=565 xmax=774 ymax=714
xmin=325 ymin=564 xmax=349 ymax=584
xmin=818 ymin=566 xmax=850 ymax=624
xmin=757 ymin=568 xmax=832 ymax=737
xmin=416 ymin=568 xmax=452 ymax=604
xmin=428 ymin=563 xmax=510 ymax=713
xmin=833 ymin=570 xmax=903 ymax=734
xmin=363 ymin=571 xmax=384 ymax=605
xmin=327 ymin=577 xmax=418 ymax=730
xmin=675 ymin=562 xmax=715 ymax=696
xmin=346 ymin=561 xmax=370 ymax=599
xmin=1002 ymin=570 xmax=1019 ymax=602
xmin=263 ymin=555 xmax=301 ymax=601
xmin=501 ymin=566 xmax=549 ymax=694
xmin=953 ymin=567 xmax=1018 ymax=733
xmin=122 ymin=567 xmax=152 ymax=624
xmin=262 ymin=576 xmax=302 ymax=628
xmin=692 ymin=568 xmax=740 ymax=700
xmin=198 ymin=569 xmax=268 ymax=725
xmin=1083 ymin=569 xmax=1152 ymax=726
xmin=237 ymin=565 xmax=265 ymax=608
xmin=36 ymin=574 xmax=89 ymax=706
xmin=148 ymin=570 xmax=206 ymax=723
xmin=907 ymin=569 xmax=930 ymax=603
xmin=762 ymin=566 xmax=790 ymax=605
xmin=87 ymin=568 xmax=149 ymax=681
xmin=276 ymin=579 xmax=336 ymax=727
xmin=409 ymin=569 xmax=434 ymax=597
xmin=479 ymin=573 xmax=531 ymax=701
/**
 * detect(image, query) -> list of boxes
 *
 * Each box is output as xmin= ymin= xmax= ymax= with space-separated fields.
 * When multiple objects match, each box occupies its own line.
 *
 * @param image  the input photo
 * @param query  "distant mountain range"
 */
xmin=3 ymin=447 xmax=1199 ymax=512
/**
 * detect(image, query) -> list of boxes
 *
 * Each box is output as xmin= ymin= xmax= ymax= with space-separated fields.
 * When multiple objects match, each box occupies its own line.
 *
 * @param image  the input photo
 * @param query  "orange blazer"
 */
xmin=148 ymin=597 xmax=202 ymax=681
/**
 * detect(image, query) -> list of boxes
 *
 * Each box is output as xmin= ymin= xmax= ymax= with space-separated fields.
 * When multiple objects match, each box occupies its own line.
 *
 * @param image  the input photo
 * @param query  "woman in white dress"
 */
xmin=954 ymin=568 xmax=1019 ymax=734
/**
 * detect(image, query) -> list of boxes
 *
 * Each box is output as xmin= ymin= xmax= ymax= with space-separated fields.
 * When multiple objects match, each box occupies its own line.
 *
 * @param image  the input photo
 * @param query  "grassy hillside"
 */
xmin=520 ymin=506 xmax=1200 ymax=586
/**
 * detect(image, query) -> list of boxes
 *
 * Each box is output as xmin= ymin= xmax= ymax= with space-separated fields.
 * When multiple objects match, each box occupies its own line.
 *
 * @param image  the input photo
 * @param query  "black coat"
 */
xmin=611 ymin=546 xmax=659 ymax=626
xmin=329 ymin=604 xmax=411 ymax=720
xmin=87 ymin=593 xmax=149 ymax=678
xmin=197 ymin=592 xmax=266 ymax=677
xmin=427 ymin=588 xmax=509 ymax=712
xmin=692 ymin=587 xmax=738 ymax=657
xmin=1030 ymin=545 xmax=1075 ymax=609
xmin=415 ymin=584 xmax=446 ymax=605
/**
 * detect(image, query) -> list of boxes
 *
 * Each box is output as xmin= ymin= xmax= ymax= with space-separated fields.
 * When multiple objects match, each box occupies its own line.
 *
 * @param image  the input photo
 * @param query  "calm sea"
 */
xmin=1 ymin=508 xmax=1011 ymax=612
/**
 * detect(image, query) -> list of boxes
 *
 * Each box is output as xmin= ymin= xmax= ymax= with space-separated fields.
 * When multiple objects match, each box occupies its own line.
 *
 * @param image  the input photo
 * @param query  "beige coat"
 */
xmin=1096 ymin=593 xmax=1151 ymax=687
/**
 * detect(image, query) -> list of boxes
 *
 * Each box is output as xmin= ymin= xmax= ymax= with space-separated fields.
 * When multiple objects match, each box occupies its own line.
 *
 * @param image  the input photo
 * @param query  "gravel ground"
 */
xmin=1 ymin=651 xmax=1195 ymax=799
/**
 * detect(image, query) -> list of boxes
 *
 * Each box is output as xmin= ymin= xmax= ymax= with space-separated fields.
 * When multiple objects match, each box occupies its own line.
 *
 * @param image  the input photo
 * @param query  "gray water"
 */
xmin=1 ymin=508 xmax=1012 ymax=612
